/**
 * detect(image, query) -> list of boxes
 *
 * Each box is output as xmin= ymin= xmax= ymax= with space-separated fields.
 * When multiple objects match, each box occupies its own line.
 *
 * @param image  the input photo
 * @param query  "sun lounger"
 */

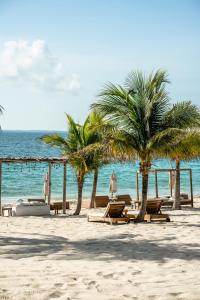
xmin=94 ymin=194 xmax=132 ymax=208
xmin=50 ymin=201 xmax=70 ymax=214
xmin=94 ymin=196 xmax=110 ymax=207
xmin=128 ymin=200 xmax=170 ymax=222
xmin=144 ymin=200 xmax=170 ymax=222
xmin=87 ymin=201 xmax=130 ymax=224
xmin=116 ymin=194 xmax=132 ymax=206
xmin=160 ymin=193 xmax=191 ymax=207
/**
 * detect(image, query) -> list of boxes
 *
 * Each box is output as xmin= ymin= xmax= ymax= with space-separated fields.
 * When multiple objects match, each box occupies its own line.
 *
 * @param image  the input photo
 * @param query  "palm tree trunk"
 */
xmin=74 ymin=174 xmax=84 ymax=215
xmin=90 ymin=168 xmax=98 ymax=208
xmin=136 ymin=162 xmax=150 ymax=222
xmin=173 ymin=160 xmax=181 ymax=210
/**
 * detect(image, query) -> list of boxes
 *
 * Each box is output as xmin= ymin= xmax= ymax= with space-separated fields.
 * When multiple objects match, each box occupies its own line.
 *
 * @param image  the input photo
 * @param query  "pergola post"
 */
xmin=48 ymin=162 xmax=52 ymax=205
xmin=62 ymin=162 xmax=67 ymax=214
xmin=155 ymin=172 xmax=158 ymax=198
xmin=169 ymin=170 xmax=173 ymax=197
xmin=136 ymin=171 xmax=139 ymax=201
xmin=189 ymin=169 xmax=193 ymax=207
xmin=0 ymin=162 xmax=2 ymax=216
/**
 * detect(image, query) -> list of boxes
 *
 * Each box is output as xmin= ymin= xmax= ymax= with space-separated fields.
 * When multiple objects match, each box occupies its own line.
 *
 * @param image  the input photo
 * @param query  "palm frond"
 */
xmin=39 ymin=134 xmax=70 ymax=153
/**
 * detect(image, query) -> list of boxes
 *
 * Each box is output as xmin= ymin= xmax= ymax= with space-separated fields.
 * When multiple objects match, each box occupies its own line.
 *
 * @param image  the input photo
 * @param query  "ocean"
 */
xmin=0 ymin=130 xmax=200 ymax=203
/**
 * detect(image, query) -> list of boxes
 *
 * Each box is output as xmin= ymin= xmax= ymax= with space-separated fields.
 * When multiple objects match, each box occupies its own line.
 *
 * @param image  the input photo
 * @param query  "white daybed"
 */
xmin=12 ymin=199 xmax=50 ymax=216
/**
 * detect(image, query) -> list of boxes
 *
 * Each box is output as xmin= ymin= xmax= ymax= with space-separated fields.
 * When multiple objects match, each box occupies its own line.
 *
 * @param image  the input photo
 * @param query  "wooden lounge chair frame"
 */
xmin=94 ymin=194 xmax=132 ymax=208
xmin=88 ymin=201 xmax=130 ymax=225
xmin=50 ymin=201 xmax=70 ymax=214
xmin=145 ymin=200 xmax=170 ymax=222
xmin=128 ymin=200 xmax=170 ymax=222
xmin=116 ymin=194 xmax=132 ymax=206
xmin=94 ymin=195 xmax=110 ymax=208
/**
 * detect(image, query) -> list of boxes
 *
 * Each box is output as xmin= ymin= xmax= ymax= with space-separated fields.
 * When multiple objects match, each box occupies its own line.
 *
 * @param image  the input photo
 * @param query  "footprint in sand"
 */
xmin=95 ymin=284 xmax=102 ymax=293
xmin=169 ymin=292 xmax=182 ymax=297
xmin=87 ymin=280 xmax=97 ymax=289
xmin=123 ymin=294 xmax=135 ymax=299
xmin=96 ymin=271 xmax=103 ymax=276
xmin=132 ymin=270 xmax=141 ymax=275
xmin=48 ymin=291 xmax=63 ymax=298
xmin=103 ymin=273 xmax=114 ymax=279
xmin=54 ymin=283 xmax=63 ymax=287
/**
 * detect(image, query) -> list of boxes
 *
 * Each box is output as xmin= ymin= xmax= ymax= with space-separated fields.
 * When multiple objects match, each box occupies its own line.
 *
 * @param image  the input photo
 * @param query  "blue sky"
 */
xmin=0 ymin=0 xmax=199 ymax=130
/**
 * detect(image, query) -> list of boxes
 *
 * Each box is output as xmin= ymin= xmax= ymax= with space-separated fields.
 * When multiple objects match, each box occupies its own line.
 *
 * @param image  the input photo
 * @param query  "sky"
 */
xmin=0 ymin=0 xmax=199 ymax=130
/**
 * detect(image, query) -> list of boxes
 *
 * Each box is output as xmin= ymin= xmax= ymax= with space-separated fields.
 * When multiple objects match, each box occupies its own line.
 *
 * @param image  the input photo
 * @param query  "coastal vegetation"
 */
xmin=40 ymin=112 xmax=109 ymax=215
xmin=91 ymin=70 xmax=200 ymax=221
xmin=40 ymin=69 xmax=200 ymax=220
xmin=161 ymin=127 xmax=200 ymax=209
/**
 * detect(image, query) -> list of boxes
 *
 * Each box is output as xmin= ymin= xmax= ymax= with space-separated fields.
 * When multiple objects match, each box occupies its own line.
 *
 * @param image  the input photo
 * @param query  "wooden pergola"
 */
xmin=0 ymin=157 xmax=68 ymax=216
xmin=136 ymin=168 xmax=193 ymax=206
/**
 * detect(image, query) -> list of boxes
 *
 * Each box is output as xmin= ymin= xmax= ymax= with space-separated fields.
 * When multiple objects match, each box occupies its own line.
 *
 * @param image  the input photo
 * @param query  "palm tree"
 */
xmin=72 ymin=111 xmax=112 ymax=208
xmin=40 ymin=112 xmax=107 ymax=215
xmin=91 ymin=70 xmax=199 ymax=221
xmin=160 ymin=128 xmax=200 ymax=209
xmin=86 ymin=112 xmax=107 ymax=208
xmin=157 ymin=102 xmax=200 ymax=209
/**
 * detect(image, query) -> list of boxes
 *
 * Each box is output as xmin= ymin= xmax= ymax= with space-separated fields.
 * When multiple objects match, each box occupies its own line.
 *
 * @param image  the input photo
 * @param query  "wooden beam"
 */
xmin=0 ymin=157 xmax=68 ymax=164
xmin=63 ymin=162 xmax=67 ymax=214
xmin=48 ymin=163 xmax=52 ymax=205
xmin=0 ymin=162 xmax=2 ymax=216
xmin=136 ymin=171 xmax=139 ymax=201
xmin=146 ymin=168 xmax=192 ymax=173
xmin=189 ymin=169 xmax=193 ymax=207
xmin=155 ymin=172 xmax=158 ymax=198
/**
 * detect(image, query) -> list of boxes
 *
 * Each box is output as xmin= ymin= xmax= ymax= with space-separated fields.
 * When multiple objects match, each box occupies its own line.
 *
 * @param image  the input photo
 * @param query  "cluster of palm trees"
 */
xmin=41 ymin=70 xmax=200 ymax=221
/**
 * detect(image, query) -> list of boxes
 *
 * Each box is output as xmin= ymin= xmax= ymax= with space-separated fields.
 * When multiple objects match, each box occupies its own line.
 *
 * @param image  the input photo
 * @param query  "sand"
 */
xmin=0 ymin=199 xmax=200 ymax=300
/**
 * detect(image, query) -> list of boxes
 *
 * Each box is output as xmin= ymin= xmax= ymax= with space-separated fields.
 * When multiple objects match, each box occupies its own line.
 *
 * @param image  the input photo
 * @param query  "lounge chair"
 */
xmin=116 ymin=194 xmax=132 ymax=206
xmin=144 ymin=200 xmax=170 ymax=222
xmin=94 ymin=195 xmax=109 ymax=207
xmin=127 ymin=200 xmax=170 ymax=222
xmin=50 ymin=201 xmax=70 ymax=214
xmin=87 ymin=201 xmax=130 ymax=225
xmin=161 ymin=193 xmax=192 ymax=207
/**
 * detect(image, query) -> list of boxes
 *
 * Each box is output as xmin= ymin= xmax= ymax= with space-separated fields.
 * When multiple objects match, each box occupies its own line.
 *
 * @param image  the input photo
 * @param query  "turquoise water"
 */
xmin=0 ymin=130 xmax=200 ymax=203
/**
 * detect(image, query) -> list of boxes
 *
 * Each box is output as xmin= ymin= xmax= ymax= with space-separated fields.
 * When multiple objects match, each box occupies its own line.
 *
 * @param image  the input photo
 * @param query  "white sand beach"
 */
xmin=0 ymin=199 xmax=200 ymax=300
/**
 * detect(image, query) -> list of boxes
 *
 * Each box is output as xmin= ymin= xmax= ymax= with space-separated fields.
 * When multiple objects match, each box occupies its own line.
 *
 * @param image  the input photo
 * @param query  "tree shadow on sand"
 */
xmin=0 ymin=232 xmax=200 ymax=262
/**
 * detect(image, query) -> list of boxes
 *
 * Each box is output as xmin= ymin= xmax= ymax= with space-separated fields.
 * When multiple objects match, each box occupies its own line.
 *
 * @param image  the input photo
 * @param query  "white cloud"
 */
xmin=0 ymin=39 xmax=80 ymax=93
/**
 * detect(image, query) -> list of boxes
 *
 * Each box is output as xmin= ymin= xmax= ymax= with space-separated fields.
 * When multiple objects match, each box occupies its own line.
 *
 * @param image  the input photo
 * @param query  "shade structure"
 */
xmin=109 ymin=171 xmax=117 ymax=200
xmin=43 ymin=172 xmax=49 ymax=201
